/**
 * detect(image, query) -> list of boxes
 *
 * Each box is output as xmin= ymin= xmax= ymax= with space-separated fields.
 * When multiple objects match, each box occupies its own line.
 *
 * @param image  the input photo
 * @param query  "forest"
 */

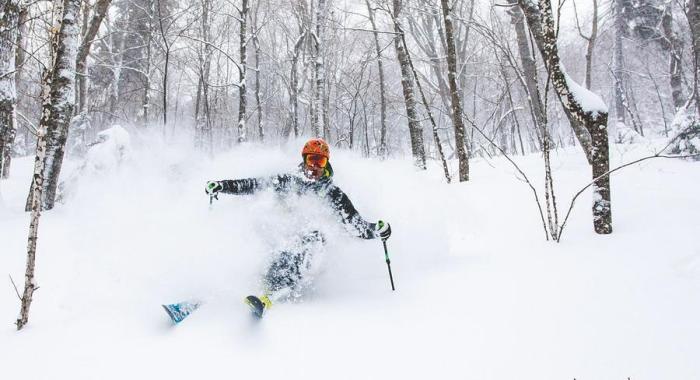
xmin=0 ymin=1 xmax=699 ymax=377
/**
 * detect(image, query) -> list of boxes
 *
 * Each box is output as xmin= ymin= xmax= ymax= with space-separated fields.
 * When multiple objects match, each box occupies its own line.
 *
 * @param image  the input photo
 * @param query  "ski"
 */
xmin=162 ymin=301 xmax=200 ymax=324
xmin=244 ymin=295 xmax=268 ymax=319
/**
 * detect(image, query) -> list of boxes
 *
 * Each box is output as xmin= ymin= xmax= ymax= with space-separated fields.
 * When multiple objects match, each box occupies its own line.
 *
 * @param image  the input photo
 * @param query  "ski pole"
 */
xmin=382 ymin=240 xmax=395 ymax=291
xmin=209 ymin=193 xmax=218 ymax=206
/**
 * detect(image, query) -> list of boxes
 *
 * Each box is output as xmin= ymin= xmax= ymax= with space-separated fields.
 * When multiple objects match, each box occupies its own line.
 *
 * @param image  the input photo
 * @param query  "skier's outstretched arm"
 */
xmin=205 ymin=175 xmax=293 ymax=196
xmin=326 ymin=186 xmax=391 ymax=240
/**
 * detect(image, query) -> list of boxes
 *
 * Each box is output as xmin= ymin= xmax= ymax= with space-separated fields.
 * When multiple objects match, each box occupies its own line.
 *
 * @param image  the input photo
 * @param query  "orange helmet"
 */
xmin=301 ymin=138 xmax=330 ymax=159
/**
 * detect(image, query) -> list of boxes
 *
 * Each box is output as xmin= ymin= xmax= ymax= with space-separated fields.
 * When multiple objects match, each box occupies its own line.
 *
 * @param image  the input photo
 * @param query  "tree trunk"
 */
xmin=252 ymin=3 xmax=263 ymax=142
xmin=311 ymin=0 xmax=326 ymax=138
xmin=156 ymin=0 xmax=170 ymax=132
xmin=441 ymin=0 xmax=469 ymax=181
xmin=289 ymin=30 xmax=305 ymax=139
xmin=17 ymin=0 xmax=81 ymax=329
xmin=0 ymin=0 xmax=21 ymax=179
xmin=660 ymin=4 xmax=684 ymax=110
xmin=509 ymin=5 xmax=557 ymax=153
xmin=365 ymin=0 xmax=388 ymax=158
xmin=74 ymin=0 xmax=112 ymax=148
xmin=237 ymin=0 xmax=249 ymax=143
xmin=107 ymin=11 xmax=126 ymax=123
xmin=585 ymin=0 xmax=598 ymax=90
xmin=23 ymin=0 xmax=81 ymax=212
xmin=407 ymin=11 xmax=452 ymax=123
xmin=392 ymin=0 xmax=426 ymax=170
xmin=519 ymin=0 xmax=612 ymax=235
xmin=17 ymin=125 xmax=46 ymax=330
xmin=76 ymin=0 xmax=90 ymax=116
xmin=613 ymin=0 xmax=626 ymax=125
xmin=197 ymin=0 xmax=213 ymax=152
xmin=12 ymin=4 xmax=27 ymax=161
xmin=691 ymin=0 xmax=700 ymax=116
xmin=400 ymin=25 xmax=451 ymax=183
xmin=143 ymin=0 xmax=154 ymax=127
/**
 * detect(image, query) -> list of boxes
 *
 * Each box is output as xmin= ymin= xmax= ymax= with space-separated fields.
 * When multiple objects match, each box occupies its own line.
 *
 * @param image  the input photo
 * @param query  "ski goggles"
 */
xmin=304 ymin=154 xmax=328 ymax=168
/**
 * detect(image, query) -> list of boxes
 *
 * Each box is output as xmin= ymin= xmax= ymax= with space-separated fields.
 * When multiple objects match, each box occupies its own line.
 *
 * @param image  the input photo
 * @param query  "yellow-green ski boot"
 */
xmin=244 ymin=294 xmax=272 ymax=319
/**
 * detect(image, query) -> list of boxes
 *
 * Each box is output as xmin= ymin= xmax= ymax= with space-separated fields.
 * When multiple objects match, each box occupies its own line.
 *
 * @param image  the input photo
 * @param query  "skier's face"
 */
xmin=303 ymin=154 xmax=327 ymax=180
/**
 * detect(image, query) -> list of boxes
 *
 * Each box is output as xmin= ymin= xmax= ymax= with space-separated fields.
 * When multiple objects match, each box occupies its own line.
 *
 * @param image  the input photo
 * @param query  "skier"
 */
xmin=205 ymin=138 xmax=391 ymax=318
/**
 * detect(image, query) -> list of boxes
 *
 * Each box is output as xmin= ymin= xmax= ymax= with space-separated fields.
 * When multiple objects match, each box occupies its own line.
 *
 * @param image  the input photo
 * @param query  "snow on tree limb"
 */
xmin=563 ymin=70 xmax=608 ymax=117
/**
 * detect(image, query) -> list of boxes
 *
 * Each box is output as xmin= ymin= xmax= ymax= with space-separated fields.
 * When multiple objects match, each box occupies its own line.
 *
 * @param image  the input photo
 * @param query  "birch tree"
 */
xmin=392 ymin=0 xmax=426 ymax=169
xmin=310 ymin=0 xmax=327 ymax=138
xmin=17 ymin=0 xmax=81 ymax=329
xmin=365 ymin=0 xmax=388 ymax=158
xmin=440 ymin=0 xmax=469 ymax=181
xmin=288 ymin=26 xmax=306 ymax=139
xmin=142 ymin=0 xmax=155 ymax=127
xmin=613 ymin=0 xmax=627 ymax=126
xmin=237 ymin=0 xmax=249 ymax=143
xmin=251 ymin=0 xmax=263 ymax=142
xmin=194 ymin=0 xmax=213 ymax=152
xmin=0 ymin=0 xmax=21 ymax=180
xmin=24 ymin=0 xmax=83 ymax=211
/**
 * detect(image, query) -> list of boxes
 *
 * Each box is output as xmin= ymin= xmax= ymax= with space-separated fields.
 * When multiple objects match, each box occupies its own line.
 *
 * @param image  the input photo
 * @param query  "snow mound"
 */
xmin=57 ymin=125 xmax=131 ymax=204
xmin=614 ymin=122 xmax=645 ymax=144
xmin=79 ymin=125 xmax=131 ymax=172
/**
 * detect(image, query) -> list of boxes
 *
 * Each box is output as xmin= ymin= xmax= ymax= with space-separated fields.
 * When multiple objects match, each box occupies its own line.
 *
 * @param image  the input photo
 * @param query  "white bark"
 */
xmin=18 ymin=0 xmax=82 ymax=329
xmin=26 ymin=0 xmax=81 ymax=211
xmin=0 ymin=0 xmax=21 ymax=179
xmin=392 ymin=0 xmax=426 ymax=170
xmin=237 ymin=0 xmax=249 ymax=143
xmin=311 ymin=0 xmax=327 ymax=138
xmin=365 ymin=0 xmax=387 ymax=158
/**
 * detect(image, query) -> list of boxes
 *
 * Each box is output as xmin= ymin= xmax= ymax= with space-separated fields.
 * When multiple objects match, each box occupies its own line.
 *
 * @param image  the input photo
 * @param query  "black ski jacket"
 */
xmin=218 ymin=164 xmax=378 ymax=239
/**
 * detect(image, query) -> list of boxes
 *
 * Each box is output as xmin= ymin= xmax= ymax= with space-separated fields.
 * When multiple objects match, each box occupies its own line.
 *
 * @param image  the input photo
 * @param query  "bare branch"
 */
xmin=9 ymin=275 xmax=22 ymax=301
xmin=16 ymin=112 xmax=39 ymax=136
xmin=462 ymin=113 xmax=551 ymax=241
xmin=337 ymin=27 xmax=402 ymax=35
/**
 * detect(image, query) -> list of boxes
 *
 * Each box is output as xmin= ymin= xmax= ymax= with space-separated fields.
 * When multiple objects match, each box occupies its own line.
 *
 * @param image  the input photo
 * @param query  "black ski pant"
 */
xmin=264 ymin=230 xmax=325 ymax=293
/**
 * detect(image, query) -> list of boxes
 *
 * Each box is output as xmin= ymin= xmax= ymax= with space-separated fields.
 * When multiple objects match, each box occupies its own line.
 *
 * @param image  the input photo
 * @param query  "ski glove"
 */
xmin=205 ymin=180 xmax=223 ymax=195
xmin=375 ymin=220 xmax=391 ymax=241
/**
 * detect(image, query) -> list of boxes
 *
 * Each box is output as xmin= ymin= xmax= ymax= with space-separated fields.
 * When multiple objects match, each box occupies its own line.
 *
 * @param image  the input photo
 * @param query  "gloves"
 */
xmin=205 ymin=180 xmax=223 ymax=195
xmin=375 ymin=220 xmax=391 ymax=241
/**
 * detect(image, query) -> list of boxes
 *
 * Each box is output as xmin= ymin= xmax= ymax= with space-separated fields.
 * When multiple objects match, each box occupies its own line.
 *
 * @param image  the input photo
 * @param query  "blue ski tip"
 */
xmin=162 ymin=301 xmax=200 ymax=324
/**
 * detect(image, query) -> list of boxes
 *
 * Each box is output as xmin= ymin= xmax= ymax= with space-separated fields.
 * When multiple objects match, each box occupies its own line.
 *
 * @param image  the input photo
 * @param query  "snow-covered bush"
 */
xmin=81 ymin=125 xmax=131 ymax=171
xmin=669 ymin=107 xmax=700 ymax=160
xmin=68 ymin=112 xmax=92 ymax=156
xmin=57 ymin=125 xmax=131 ymax=204
xmin=614 ymin=122 xmax=645 ymax=145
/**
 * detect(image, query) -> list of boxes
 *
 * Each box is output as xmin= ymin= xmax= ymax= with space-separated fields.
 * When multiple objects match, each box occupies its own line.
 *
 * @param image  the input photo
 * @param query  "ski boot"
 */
xmin=244 ymin=294 xmax=273 ymax=319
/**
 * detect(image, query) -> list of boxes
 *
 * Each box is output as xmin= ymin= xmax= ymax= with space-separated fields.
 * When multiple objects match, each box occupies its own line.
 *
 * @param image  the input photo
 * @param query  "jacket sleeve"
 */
xmin=219 ymin=174 xmax=294 ymax=195
xmin=326 ymin=186 xmax=378 ymax=239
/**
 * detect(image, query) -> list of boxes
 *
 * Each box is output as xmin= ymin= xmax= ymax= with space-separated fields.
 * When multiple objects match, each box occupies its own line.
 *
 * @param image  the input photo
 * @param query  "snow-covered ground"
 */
xmin=1 ymin=130 xmax=699 ymax=380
